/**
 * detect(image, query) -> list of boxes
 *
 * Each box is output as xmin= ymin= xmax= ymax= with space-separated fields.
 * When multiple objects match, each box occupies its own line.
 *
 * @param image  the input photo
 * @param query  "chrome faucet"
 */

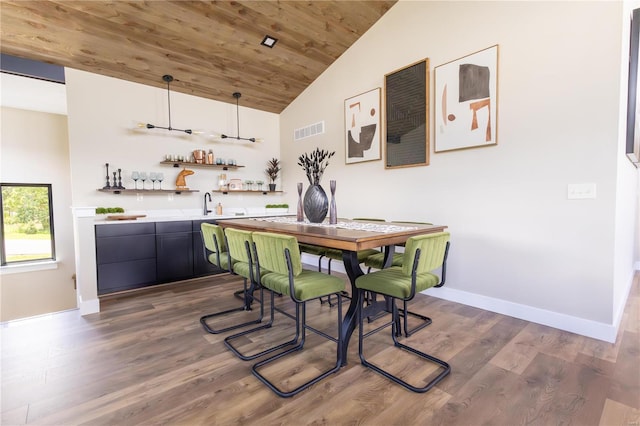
xmin=203 ymin=192 xmax=212 ymax=215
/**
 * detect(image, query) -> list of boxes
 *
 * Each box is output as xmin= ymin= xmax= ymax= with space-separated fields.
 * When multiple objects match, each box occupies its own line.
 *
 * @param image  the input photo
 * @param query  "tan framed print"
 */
xmin=434 ymin=45 xmax=499 ymax=152
xmin=345 ymin=88 xmax=381 ymax=164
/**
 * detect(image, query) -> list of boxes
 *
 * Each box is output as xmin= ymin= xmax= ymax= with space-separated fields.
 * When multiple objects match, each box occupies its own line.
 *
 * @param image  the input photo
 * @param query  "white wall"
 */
xmin=65 ymin=69 xmax=282 ymax=212
xmin=0 ymin=106 xmax=76 ymax=321
xmin=280 ymin=1 xmax=637 ymax=341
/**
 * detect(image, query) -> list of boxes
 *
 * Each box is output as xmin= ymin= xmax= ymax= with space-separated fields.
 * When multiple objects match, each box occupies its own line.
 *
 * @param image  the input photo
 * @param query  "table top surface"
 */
xmin=217 ymin=217 xmax=447 ymax=251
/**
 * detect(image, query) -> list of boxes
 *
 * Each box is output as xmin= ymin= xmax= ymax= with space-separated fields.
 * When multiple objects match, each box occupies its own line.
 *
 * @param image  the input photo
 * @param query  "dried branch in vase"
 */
xmin=297 ymin=148 xmax=335 ymax=185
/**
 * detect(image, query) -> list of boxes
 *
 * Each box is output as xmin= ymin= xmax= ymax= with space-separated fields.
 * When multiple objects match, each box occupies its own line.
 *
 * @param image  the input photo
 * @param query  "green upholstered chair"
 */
xmin=362 ymin=221 xmax=449 ymax=337
xmin=199 ymin=226 xmax=263 ymax=334
xmin=247 ymin=231 xmax=345 ymax=397
xmin=355 ymin=232 xmax=451 ymax=393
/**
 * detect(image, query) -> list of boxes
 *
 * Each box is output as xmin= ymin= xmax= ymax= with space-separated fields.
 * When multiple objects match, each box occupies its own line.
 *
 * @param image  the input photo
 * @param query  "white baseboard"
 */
xmin=302 ymin=254 xmax=618 ymax=343
xmin=77 ymin=295 xmax=100 ymax=316
xmin=426 ymin=286 xmax=617 ymax=343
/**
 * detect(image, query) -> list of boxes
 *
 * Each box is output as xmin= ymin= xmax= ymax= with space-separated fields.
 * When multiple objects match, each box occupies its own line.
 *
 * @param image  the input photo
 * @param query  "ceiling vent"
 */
xmin=294 ymin=121 xmax=325 ymax=141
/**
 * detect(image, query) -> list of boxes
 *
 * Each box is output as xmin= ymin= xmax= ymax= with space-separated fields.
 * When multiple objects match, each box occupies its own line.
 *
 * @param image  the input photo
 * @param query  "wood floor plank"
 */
xmin=1 ymin=272 xmax=638 ymax=425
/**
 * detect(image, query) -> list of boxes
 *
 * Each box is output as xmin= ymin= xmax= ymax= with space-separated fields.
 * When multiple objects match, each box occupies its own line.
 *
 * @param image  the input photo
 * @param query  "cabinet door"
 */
xmin=96 ymin=223 xmax=157 ymax=294
xmin=156 ymin=232 xmax=193 ymax=283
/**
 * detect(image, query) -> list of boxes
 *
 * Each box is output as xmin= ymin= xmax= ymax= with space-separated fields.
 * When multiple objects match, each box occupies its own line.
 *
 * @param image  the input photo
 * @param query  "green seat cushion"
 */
xmin=231 ymin=260 xmax=268 ymax=280
xmin=363 ymin=251 xmax=404 ymax=269
xmin=209 ymin=251 xmax=232 ymax=270
xmin=298 ymin=243 xmax=327 ymax=256
xmin=355 ymin=266 xmax=440 ymax=299
xmin=261 ymin=270 xmax=345 ymax=301
xmin=325 ymin=248 xmax=380 ymax=262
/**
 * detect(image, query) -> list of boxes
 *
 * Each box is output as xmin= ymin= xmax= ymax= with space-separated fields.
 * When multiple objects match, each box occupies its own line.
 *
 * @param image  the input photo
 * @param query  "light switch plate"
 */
xmin=568 ymin=183 xmax=596 ymax=199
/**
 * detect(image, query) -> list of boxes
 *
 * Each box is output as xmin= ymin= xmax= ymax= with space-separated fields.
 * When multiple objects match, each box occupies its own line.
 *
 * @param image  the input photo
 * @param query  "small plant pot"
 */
xmin=268 ymin=183 xmax=276 ymax=192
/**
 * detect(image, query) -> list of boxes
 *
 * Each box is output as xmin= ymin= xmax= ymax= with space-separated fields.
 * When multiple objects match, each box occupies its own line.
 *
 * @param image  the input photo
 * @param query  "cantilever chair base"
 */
xmin=252 ymin=297 xmax=343 ymax=397
xmin=358 ymin=294 xmax=450 ymax=393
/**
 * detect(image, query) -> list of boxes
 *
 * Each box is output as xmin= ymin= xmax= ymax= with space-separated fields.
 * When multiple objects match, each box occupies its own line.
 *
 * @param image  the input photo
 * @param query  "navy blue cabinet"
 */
xmin=96 ymin=219 xmax=225 ymax=295
xmin=156 ymin=221 xmax=193 ymax=283
xmin=96 ymin=223 xmax=157 ymax=294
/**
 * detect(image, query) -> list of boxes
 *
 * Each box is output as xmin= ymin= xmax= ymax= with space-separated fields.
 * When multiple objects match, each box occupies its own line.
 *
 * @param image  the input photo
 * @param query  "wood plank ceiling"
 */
xmin=0 ymin=1 xmax=397 ymax=114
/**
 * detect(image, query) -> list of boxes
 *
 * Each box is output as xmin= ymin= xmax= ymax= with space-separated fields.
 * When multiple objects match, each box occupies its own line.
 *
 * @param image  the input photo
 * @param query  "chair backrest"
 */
xmin=201 ymin=223 xmax=225 ymax=253
xmin=252 ymin=232 xmax=302 ymax=276
xmin=352 ymin=217 xmax=385 ymax=222
xmin=224 ymin=228 xmax=254 ymax=263
xmin=402 ymin=232 xmax=450 ymax=276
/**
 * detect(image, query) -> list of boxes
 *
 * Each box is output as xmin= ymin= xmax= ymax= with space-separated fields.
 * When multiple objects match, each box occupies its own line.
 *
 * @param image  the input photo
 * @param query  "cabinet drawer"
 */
xmin=97 ymin=258 xmax=157 ymax=294
xmin=96 ymin=234 xmax=156 ymax=264
xmin=95 ymin=222 xmax=155 ymax=238
xmin=156 ymin=221 xmax=192 ymax=234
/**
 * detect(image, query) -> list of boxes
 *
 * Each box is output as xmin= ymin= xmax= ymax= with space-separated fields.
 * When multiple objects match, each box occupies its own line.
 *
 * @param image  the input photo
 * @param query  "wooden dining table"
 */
xmin=216 ymin=216 xmax=448 ymax=367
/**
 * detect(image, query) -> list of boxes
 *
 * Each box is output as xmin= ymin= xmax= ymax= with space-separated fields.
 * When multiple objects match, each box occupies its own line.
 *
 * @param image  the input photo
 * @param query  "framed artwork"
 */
xmin=384 ymin=59 xmax=429 ymax=168
xmin=345 ymin=88 xmax=381 ymax=164
xmin=434 ymin=45 xmax=499 ymax=152
xmin=626 ymin=8 xmax=640 ymax=167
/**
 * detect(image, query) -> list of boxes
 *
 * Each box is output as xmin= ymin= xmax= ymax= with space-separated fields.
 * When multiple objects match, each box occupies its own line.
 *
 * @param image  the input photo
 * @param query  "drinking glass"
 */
xmin=149 ymin=172 xmax=157 ymax=190
xmin=157 ymin=172 xmax=164 ymax=190
xmin=131 ymin=171 xmax=139 ymax=190
xmin=139 ymin=172 xmax=148 ymax=190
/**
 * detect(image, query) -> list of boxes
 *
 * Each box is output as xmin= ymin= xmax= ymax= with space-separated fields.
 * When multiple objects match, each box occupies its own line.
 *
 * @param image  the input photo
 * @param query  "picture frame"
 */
xmin=434 ymin=45 xmax=499 ymax=152
xmin=626 ymin=8 xmax=640 ymax=167
xmin=384 ymin=59 xmax=429 ymax=169
xmin=344 ymin=88 xmax=381 ymax=164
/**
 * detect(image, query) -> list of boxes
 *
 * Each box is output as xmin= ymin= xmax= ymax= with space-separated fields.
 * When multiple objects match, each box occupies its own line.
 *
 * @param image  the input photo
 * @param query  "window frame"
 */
xmin=0 ymin=182 xmax=56 ymax=266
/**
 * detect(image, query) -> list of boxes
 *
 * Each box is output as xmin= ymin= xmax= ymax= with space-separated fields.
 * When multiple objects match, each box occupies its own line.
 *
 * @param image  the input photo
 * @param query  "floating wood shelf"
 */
xmin=97 ymin=188 xmax=199 ymax=195
xmin=160 ymin=161 xmax=244 ymax=170
xmin=211 ymin=190 xmax=283 ymax=195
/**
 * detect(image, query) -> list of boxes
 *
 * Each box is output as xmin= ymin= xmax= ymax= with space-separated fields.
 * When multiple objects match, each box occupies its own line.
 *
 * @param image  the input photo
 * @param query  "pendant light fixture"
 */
xmin=221 ymin=92 xmax=258 ymax=142
xmin=139 ymin=75 xmax=197 ymax=135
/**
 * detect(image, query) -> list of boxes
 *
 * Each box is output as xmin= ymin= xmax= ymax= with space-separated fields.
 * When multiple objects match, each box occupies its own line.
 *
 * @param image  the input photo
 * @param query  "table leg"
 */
xmin=339 ymin=249 xmax=364 ymax=367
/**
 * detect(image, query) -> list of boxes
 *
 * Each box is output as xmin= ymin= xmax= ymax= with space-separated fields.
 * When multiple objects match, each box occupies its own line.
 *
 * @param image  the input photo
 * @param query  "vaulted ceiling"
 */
xmin=0 ymin=1 xmax=397 ymax=114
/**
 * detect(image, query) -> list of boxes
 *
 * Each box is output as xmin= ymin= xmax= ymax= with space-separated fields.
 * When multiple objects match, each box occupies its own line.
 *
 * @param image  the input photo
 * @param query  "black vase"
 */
xmin=303 ymin=184 xmax=328 ymax=223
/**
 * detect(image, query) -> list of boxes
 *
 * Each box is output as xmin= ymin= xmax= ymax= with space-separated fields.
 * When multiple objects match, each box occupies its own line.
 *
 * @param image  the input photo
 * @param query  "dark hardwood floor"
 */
xmin=2 ymin=271 xmax=638 ymax=425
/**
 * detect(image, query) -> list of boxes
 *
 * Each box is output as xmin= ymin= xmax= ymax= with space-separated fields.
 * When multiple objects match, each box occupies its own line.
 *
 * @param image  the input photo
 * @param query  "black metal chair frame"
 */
xmin=358 ymin=248 xmax=451 ymax=393
xmin=397 ymin=241 xmax=450 ymax=337
xmin=223 ymin=243 xmax=300 ymax=361
xmin=199 ymin=232 xmax=263 ymax=335
xmin=251 ymin=247 xmax=343 ymax=398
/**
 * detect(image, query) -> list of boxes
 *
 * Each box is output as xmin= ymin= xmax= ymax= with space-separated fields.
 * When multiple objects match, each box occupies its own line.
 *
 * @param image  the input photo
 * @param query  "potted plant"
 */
xmin=297 ymin=148 xmax=335 ymax=223
xmin=265 ymin=203 xmax=289 ymax=214
xmin=265 ymin=158 xmax=281 ymax=191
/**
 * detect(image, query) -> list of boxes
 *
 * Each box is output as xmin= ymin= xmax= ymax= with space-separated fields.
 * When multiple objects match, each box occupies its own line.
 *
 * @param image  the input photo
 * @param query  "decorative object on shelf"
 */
xmin=297 ymin=182 xmax=304 ymax=222
xmin=298 ymin=147 xmax=335 ymax=223
xmin=220 ymin=92 xmax=260 ymax=142
xmin=329 ymin=180 xmax=337 ymax=224
xmin=138 ymin=75 xmax=198 ymax=135
xmin=131 ymin=171 xmax=140 ymax=190
xmin=345 ymin=88 xmax=381 ymax=164
xmin=103 ymin=163 xmax=111 ymax=189
xmin=117 ymin=169 xmax=124 ymax=189
xmin=157 ymin=172 xmax=164 ymax=190
xmin=139 ymin=171 xmax=148 ymax=190
xmin=176 ymin=168 xmax=194 ymax=190
xmin=265 ymin=157 xmax=280 ymax=191
xmin=256 ymin=180 xmax=264 ymax=191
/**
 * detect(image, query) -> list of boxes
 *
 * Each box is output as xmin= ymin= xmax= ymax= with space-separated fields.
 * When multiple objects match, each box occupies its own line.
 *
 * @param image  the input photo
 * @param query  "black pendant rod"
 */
xmin=144 ymin=74 xmax=193 ymax=134
xmin=221 ymin=92 xmax=256 ymax=142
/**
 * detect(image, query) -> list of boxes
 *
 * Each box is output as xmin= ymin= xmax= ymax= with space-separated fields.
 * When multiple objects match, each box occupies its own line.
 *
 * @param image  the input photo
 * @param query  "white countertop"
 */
xmin=94 ymin=208 xmax=291 ymax=225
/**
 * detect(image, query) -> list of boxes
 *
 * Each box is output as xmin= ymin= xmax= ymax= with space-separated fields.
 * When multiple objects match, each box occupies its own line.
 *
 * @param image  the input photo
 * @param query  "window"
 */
xmin=0 ymin=183 xmax=55 ymax=265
